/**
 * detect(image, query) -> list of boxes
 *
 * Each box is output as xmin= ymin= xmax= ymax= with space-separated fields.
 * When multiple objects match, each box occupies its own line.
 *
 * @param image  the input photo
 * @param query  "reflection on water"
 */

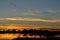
xmin=0 ymin=33 xmax=42 ymax=40
xmin=0 ymin=34 xmax=60 ymax=40
xmin=0 ymin=34 xmax=19 ymax=39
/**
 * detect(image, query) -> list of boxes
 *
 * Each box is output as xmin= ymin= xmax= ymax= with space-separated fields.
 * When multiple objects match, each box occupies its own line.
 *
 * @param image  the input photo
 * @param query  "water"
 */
xmin=0 ymin=33 xmax=42 ymax=40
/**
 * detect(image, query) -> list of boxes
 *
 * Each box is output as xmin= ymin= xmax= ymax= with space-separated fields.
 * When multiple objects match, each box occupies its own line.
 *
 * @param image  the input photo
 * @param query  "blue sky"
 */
xmin=0 ymin=0 xmax=60 ymax=25
xmin=0 ymin=0 xmax=60 ymax=18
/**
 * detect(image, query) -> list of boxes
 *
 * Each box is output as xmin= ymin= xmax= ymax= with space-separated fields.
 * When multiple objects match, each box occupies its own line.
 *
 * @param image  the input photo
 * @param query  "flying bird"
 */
xmin=8 ymin=0 xmax=17 ymax=12
xmin=10 ymin=2 xmax=16 ymax=8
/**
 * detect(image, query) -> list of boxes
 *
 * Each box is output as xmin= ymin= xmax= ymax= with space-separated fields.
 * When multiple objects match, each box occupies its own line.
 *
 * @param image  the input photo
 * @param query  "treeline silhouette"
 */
xmin=0 ymin=29 xmax=60 ymax=40
xmin=0 ymin=29 xmax=60 ymax=35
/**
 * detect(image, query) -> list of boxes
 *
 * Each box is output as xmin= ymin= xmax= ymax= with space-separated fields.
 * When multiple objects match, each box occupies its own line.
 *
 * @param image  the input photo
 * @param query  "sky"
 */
xmin=0 ymin=0 xmax=60 ymax=26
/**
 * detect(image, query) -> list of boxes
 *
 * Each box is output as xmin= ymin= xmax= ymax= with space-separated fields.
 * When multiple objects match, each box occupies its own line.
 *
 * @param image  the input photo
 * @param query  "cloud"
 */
xmin=0 ymin=18 xmax=60 ymax=22
xmin=22 ymin=12 xmax=36 ymax=16
xmin=47 ymin=9 xmax=60 ymax=14
xmin=21 ymin=10 xmax=37 ymax=16
xmin=21 ymin=9 xmax=60 ymax=17
xmin=6 ymin=9 xmax=60 ymax=19
xmin=44 ymin=8 xmax=60 ymax=14
xmin=0 ymin=9 xmax=60 ymax=22
xmin=5 ymin=18 xmax=25 ymax=20
xmin=0 ymin=18 xmax=5 ymax=20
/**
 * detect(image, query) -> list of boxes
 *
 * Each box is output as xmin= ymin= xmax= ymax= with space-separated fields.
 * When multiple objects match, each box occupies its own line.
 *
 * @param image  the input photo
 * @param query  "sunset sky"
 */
xmin=0 ymin=0 xmax=60 ymax=27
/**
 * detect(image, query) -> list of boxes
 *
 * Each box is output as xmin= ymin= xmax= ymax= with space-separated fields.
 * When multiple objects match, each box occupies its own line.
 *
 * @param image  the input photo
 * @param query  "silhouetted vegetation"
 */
xmin=0 ymin=29 xmax=60 ymax=40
